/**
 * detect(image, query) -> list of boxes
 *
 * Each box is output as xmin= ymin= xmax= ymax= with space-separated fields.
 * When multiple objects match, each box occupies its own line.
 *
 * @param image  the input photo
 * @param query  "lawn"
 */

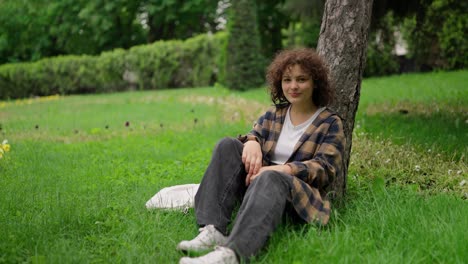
xmin=0 ymin=70 xmax=467 ymax=263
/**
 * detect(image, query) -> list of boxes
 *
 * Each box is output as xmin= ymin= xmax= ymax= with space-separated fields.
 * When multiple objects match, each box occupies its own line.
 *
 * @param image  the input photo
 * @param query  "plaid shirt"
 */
xmin=238 ymin=104 xmax=346 ymax=225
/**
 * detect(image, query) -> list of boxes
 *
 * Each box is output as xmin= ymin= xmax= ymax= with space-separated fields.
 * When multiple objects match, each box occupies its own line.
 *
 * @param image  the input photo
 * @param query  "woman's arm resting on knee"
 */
xmin=248 ymin=165 xmax=292 ymax=185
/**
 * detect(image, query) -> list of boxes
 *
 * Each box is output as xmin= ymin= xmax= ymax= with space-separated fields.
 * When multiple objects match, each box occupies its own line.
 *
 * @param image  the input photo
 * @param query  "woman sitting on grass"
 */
xmin=177 ymin=48 xmax=346 ymax=264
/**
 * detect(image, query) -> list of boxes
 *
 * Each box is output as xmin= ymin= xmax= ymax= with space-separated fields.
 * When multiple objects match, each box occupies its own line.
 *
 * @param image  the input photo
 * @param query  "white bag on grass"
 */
xmin=145 ymin=184 xmax=200 ymax=210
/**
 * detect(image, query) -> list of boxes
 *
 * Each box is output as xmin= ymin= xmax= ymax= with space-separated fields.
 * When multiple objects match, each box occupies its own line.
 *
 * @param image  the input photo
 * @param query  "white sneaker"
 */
xmin=179 ymin=246 xmax=238 ymax=264
xmin=177 ymin=225 xmax=228 ymax=252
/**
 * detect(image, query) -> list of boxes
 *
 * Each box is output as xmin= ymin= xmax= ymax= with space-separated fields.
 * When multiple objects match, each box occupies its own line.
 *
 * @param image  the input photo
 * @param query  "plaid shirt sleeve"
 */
xmin=237 ymin=106 xmax=276 ymax=147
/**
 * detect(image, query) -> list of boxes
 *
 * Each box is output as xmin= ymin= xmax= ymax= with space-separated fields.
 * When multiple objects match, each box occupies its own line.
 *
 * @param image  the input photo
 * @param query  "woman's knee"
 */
xmin=252 ymin=170 xmax=290 ymax=188
xmin=248 ymin=171 xmax=291 ymax=201
xmin=214 ymin=137 xmax=242 ymax=153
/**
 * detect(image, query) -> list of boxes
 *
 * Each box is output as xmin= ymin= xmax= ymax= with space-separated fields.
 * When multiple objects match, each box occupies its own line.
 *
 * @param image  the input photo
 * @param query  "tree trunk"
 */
xmin=317 ymin=0 xmax=373 ymax=199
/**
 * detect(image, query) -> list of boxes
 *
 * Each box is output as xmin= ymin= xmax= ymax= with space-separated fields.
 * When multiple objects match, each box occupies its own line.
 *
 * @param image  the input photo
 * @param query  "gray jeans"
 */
xmin=194 ymin=137 xmax=301 ymax=259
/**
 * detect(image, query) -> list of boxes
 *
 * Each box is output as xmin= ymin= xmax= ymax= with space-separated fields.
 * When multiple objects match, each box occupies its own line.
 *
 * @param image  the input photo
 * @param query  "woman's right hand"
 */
xmin=242 ymin=140 xmax=263 ymax=185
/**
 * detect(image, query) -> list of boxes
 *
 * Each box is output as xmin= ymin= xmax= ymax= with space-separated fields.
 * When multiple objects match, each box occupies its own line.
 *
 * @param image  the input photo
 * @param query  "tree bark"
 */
xmin=317 ymin=0 xmax=373 ymax=199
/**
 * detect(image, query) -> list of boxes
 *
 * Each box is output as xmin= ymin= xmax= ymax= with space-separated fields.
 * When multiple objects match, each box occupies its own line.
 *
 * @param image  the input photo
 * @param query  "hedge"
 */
xmin=0 ymin=32 xmax=227 ymax=100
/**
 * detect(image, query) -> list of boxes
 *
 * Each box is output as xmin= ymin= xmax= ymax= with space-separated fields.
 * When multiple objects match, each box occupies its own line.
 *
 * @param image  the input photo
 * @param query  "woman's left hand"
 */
xmin=247 ymin=164 xmax=292 ymax=185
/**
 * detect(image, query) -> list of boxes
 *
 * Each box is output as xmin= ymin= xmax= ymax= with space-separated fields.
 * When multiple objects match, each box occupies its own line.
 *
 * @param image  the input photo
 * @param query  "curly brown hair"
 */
xmin=266 ymin=48 xmax=334 ymax=107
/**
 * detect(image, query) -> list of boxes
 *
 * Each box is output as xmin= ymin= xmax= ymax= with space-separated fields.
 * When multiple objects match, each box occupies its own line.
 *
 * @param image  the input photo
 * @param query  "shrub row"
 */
xmin=0 ymin=32 xmax=227 ymax=100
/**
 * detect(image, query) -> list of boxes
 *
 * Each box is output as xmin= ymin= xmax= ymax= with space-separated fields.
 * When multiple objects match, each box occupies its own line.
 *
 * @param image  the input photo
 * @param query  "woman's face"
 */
xmin=281 ymin=64 xmax=315 ymax=108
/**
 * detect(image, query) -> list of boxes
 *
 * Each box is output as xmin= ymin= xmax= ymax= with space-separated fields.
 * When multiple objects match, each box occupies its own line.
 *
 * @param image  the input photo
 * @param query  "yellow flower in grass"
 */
xmin=2 ymin=144 xmax=10 ymax=152
xmin=1 ymin=139 xmax=10 ymax=155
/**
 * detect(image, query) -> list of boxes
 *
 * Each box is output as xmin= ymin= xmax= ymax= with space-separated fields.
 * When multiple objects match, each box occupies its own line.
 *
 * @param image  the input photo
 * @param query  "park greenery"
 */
xmin=0 ymin=33 xmax=226 ymax=100
xmin=0 ymin=0 xmax=466 ymax=77
xmin=1 ymin=1 xmax=466 ymax=100
xmin=0 ymin=70 xmax=467 ymax=263
xmin=0 ymin=0 xmax=466 ymax=263
xmin=224 ymin=0 xmax=265 ymax=90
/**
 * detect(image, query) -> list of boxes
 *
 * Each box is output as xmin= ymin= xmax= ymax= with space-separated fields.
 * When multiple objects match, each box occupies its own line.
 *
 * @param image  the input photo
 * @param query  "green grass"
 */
xmin=261 ymin=185 xmax=467 ymax=263
xmin=0 ymin=70 xmax=467 ymax=263
xmin=358 ymin=70 xmax=468 ymax=158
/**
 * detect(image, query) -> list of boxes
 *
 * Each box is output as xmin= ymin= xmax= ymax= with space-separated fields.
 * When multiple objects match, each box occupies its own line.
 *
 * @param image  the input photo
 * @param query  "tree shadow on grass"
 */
xmin=357 ymin=110 xmax=467 ymax=161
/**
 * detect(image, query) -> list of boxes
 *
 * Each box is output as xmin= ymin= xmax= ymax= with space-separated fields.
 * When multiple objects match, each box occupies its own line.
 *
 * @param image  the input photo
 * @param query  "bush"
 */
xmin=41 ymin=55 xmax=100 ymax=95
xmin=127 ymin=40 xmax=183 ymax=90
xmin=364 ymin=12 xmax=400 ymax=77
xmin=95 ymin=49 xmax=129 ymax=93
xmin=177 ymin=32 xmax=227 ymax=88
xmin=402 ymin=0 xmax=467 ymax=70
xmin=0 ymin=32 xmax=227 ymax=100
xmin=435 ymin=4 xmax=467 ymax=69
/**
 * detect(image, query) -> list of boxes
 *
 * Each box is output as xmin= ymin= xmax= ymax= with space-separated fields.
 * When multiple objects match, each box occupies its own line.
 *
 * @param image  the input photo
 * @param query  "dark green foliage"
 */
xmin=256 ymin=0 xmax=289 ymax=59
xmin=280 ymin=0 xmax=323 ymax=49
xmin=0 ymin=1 xmax=52 ymax=63
xmin=0 ymin=0 xmax=146 ymax=64
xmin=224 ymin=0 xmax=265 ymax=91
xmin=364 ymin=12 xmax=400 ymax=77
xmin=0 ymin=33 xmax=227 ymax=100
xmin=402 ymin=0 xmax=467 ymax=70
xmin=370 ymin=0 xmax=467 ymax=72
xmin=365 ymin=44 xmax=400 ymax=77
xmin=142 ymin=0 xmax=220 ymax=42
xmin=0 ymin=0 xmax=220 ymax=65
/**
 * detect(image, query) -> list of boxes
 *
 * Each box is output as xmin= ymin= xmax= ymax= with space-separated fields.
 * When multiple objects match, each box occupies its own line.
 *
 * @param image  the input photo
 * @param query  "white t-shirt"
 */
xmin=270 ymin=106 xmax=325 ymax=165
